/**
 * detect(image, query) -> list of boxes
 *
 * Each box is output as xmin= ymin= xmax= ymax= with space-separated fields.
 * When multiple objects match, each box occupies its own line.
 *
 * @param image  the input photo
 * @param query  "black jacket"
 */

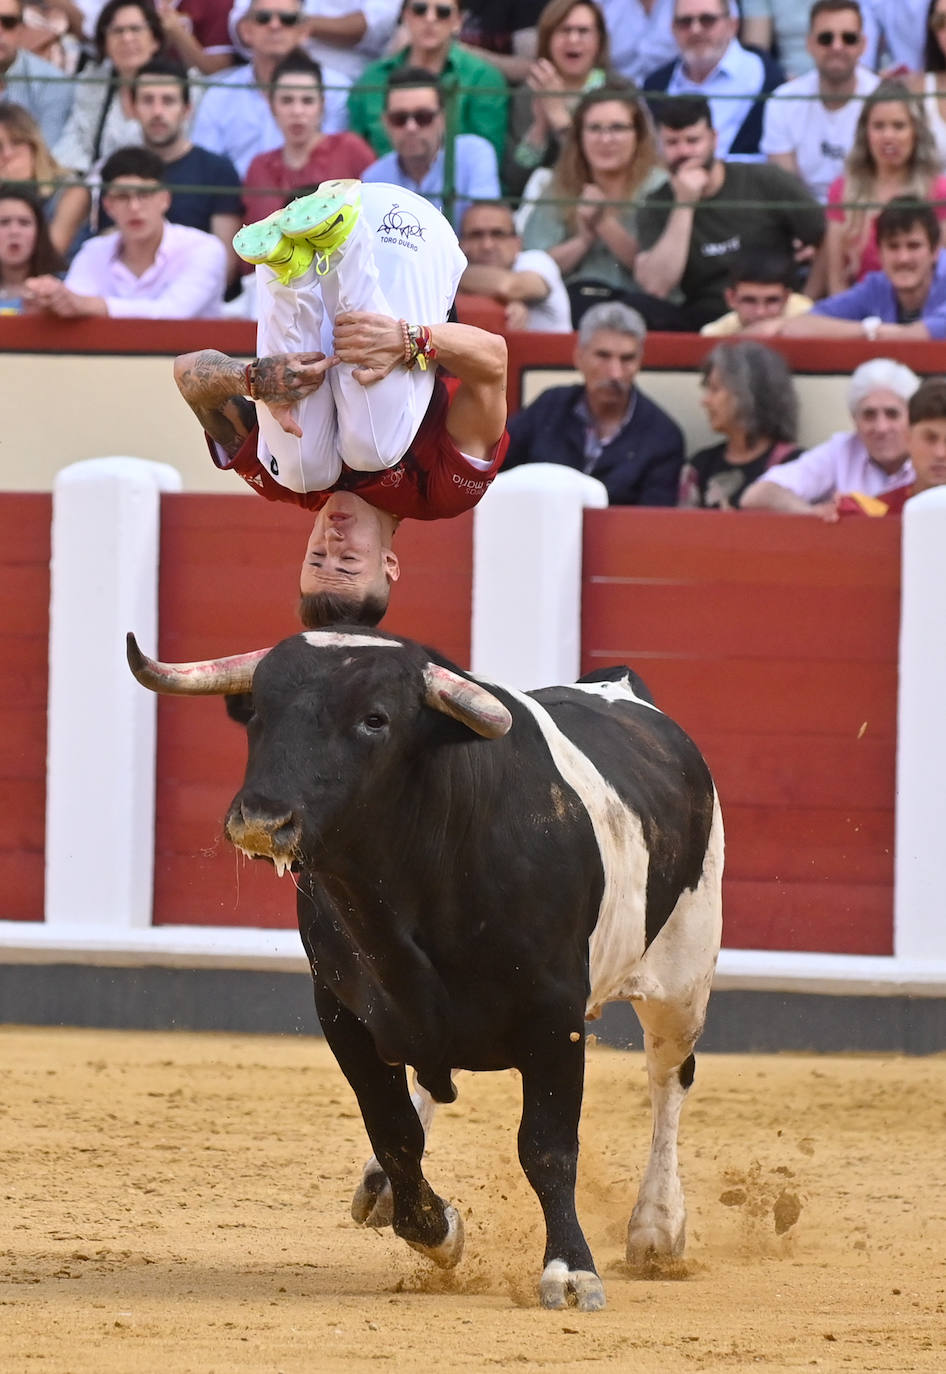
xmin=503 ymin=384 xmax=685 ymax=506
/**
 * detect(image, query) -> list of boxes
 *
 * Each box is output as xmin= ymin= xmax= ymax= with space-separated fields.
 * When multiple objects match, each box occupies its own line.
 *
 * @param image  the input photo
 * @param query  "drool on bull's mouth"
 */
xmin=233 ymin=842 xmax=301 ymax=879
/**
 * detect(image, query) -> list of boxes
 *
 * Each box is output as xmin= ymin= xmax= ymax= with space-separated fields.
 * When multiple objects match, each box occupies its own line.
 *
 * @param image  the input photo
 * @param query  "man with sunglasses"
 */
xmin=457 ymin=199 xmax=571 ymax=331
xmin=761 ymin=0 xmax=878 ymax=203
xmin=642 ymin=0 xmax=783 ymax=158
xmin=0 ymin=0 xmax=74 ymax=149
xmin=362 ymin=66 xmax=500 ymax=229
xmin=191 ymin=0 xmax=348 ymax=177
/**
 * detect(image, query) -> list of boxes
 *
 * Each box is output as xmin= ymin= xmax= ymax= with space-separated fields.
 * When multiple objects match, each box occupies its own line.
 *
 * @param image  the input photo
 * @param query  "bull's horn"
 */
xmin=126 ymin=632 xmax=270 ymax=695
xmin=423 ymin=663 xmax=512 ymax=739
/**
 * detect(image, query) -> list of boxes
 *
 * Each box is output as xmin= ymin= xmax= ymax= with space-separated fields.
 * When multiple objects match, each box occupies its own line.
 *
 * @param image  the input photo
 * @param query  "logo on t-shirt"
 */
xmin=701 ymin=235 xmax=741 ymax=257
xmin=378 ymin=204 xmax=426 ymax=253
xmin=820 ymin=139 xmax=845 ymax=160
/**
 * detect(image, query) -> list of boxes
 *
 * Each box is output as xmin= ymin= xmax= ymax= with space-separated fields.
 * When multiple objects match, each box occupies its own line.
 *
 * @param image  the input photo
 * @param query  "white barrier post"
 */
xmin=45 ymin=458 xmax=182 ymax=931
xmin=471 ymin=464 xmax=608 ymax=689
xmin=894 ymin=487 xmax=946 ymax=963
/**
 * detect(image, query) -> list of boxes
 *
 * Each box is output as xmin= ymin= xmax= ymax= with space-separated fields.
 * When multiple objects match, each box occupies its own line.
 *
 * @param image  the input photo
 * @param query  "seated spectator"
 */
xmin=503 ymin=301 xmax=685 ymax=505
xmin=0 ymin=181 xmax=62 ymax=311
xmin=155 ymin=0 xmax=237 ymax=76
xmin=823 ymin=81 xmax=946 ymax=294
xmin=632 ymin=96 xmax=824 ymax=332
xmin=679 ymin=341 xmax=801 ymax=508
xmin=761 ymin=1 xmax=879 ymax=205
xmin=742 ymin=0 xmax=814 ymax=80
xmin=642 ymin=0 xmax=784 ymax=160
xmin=362 ymin=67 xmax=499 ymax=229
xmin=520 ymin=84 xmax=666 ymax=323
xmin=503 ymin=0 xmax=613 ymax=199
xmin=243 ymin=50 xmax=375 ymax=224
xmin=906 ymin=0 xmax=946 ymax=169
xmin=348 ymin=0 xmax=509 ymax=164
xmin=192 ymin=0 xmax=346 ymax=180
xmin=0 ymin=100 xmax=89 ymax=256
xmin=597 ymin=0 xmax=677 ymax=87
xmin=771 ymin=198 xmax=946 ymax=340
xmin=742 ymin=358 xmax=919 ymax=517
xmin=53 ymin=0 xmax=161 ymax=173
xmin=22 ymin=145 xmax=226 ymax=317
xmin=130 ymin=57 xmax=241 ymax=277
xmin=700 ymin=249 xmax=812 ymax=336
xmin=458 ymin=0 xmax=544 ymax=83
xmin=839 ymin=375 xmax=946 ymax=515
xmin=0 ymin=0 xmax=74 ymax=148
xmin=458 ymin=198 xmax=571 ymax=331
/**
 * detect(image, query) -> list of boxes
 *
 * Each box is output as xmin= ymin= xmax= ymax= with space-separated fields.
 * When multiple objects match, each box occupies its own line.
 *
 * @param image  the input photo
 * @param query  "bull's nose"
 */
xmin=225 ymin=794 xmax=301 ymax=853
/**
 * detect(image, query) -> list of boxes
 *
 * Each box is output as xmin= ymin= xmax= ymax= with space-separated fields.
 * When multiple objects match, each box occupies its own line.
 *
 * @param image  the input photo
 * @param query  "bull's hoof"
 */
xmin=351 ymin=1169 xmax=393 ymax=1229
xmin=539 ymin=1260 xmax=606 ymax=1312
xmin=626 ymin=1207 xmax=686 ymax=1267
xmin=405 ymin=1203 xmax=464 ymax=1269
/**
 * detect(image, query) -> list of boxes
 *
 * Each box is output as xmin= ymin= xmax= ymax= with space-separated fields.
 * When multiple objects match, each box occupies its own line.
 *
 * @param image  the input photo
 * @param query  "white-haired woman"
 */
xmin=679 ymin=341 xmax=802 ymax=510
xmin=741 ymin=358 xmax=920 ymax=518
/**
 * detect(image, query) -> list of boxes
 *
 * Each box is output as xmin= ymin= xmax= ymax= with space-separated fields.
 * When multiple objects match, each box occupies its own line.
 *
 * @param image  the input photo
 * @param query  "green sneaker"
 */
xmin=233 ymin=214 xmax=315 ymax=285
xmin=278 ymin=180 xmax=362 ymax=275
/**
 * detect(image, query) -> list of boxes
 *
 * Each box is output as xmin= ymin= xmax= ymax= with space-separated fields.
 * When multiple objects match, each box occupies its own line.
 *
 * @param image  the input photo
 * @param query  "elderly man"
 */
xmin=0 ymin=0 xmax=73 ymax=148
xmin=642 ymin=0 xmax=783 ymax=159
xmin=741 ymin=359 xmax=918 ymax=519
xmin=458 ymin=199 xmax=571 ymax=332
xmin=502 ymin=301 xmax=684 ymax=505
xmin=761 ymin=0 xmax=879 ymax=203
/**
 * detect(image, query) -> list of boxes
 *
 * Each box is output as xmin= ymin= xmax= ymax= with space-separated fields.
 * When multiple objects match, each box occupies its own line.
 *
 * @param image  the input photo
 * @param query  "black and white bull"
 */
xmin=127 ymin=627 xmax=724 ymax=1311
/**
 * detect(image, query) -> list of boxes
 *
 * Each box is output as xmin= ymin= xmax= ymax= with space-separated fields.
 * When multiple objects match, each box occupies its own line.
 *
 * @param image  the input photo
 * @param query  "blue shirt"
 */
xmin=812 ymin=251 xmax=946 ymax=340
xmin=362 ymin=135 xmax=500 ymax=231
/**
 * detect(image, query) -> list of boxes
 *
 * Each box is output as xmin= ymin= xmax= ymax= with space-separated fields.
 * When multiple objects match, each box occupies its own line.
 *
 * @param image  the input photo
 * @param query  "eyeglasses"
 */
xmin=463 ymin=227 xmax=515 ymax=240
xmin=251 ymin=9 xmax=302 ymax=26
xmin=584 ymin=121 xmax=635 ymax=136
xmin=555 ymin=23 xmax=595 ymax=38
xmin=0 ymin=14 xmax=22 ymax=29
xmin=106 ymin=22 xmax=150 ymax=36
xmin=672 ymin=12 xmax=726 ymax=30
xmin=408 ymin=2 xmax=455 ymax=18
xmin=386 ymin=107 xmax=440 ymax=127
xmin=104 ymin=183 xmax=164 ymax=202
xmin=814 ymin=29 xmax=860 ymax=46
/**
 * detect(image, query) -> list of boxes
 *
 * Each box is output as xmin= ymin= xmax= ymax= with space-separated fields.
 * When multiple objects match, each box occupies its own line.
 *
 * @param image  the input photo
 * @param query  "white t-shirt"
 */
xmin=514 ymin=248 xmax=572 ymax=333
xmin=761 ymin=67 xmax=880 ymax=204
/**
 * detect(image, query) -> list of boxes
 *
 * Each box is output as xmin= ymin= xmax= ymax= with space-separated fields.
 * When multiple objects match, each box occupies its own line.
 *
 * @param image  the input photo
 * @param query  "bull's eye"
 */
xmin=360 ymin=712 xmax=388 ymax=733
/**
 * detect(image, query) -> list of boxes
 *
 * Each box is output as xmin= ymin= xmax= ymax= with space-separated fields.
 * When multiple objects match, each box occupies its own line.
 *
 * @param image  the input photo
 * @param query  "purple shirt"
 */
xmin=811 ymin=250 xmax=946 ymax=339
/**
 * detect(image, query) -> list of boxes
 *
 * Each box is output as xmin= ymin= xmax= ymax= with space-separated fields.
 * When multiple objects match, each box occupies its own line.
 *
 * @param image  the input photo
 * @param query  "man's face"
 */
xmin=909 ymin=416 xmax=946 ymax=490
xmin=671 ymin=0 xmax=736 ymax=70
xmin=576 ymin=328 xmax=642 ymax=407
xmin=878 ymin=227 xmax=937 ymax=301
xmin=403 ymin=0 xmax=460 ymax=56
xmin=384 ymin=85 xmax=443 ymax=166
xmin=0 ymin=0 xmax=23 ymax=70
xmin=725 ymin=280 xmax=791 ymax=327
xmin=271 ymin=73 xmax=323 ymax=142
xmin=299 ymin=493 xmax=399 ymax=601
xmin=240 ymin=0 xmax=306 ymax=61
xmin=853 ymin=388 xmax=911 ymax=471
xmin=102 ymin=175 xmax=170 ymax=243
xmin=460 ymin=205 xmax=519 ymax=268
xmin=807 ymin=6 xmax=864 ymax=83
xmin=0 ymin=196 xmax=34 ymax=269
xmin=659 ymin=118 xmax=716 ymax=174
xmin=133 ymin=80 xmax=189 ymax=150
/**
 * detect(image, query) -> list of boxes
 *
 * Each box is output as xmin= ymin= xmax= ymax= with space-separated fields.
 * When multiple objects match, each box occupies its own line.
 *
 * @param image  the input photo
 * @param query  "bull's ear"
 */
xmin=422 ymin=664 xmax=512 ymax=739
xmin=225 ymin=692 xmax=255 ymax=726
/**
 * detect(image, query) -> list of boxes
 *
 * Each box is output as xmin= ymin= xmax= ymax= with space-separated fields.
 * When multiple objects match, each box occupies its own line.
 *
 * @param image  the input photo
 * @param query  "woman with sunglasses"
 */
xmin=348 ymin=0 xmax=509 ymax=163
xmin=905 ymin=0 xmax=946 ymax=168
xmin=52 ymin=0 xmax=163 ymax=173
xmin=0 ymin=182 xmax=64 ymax=313
xmin=823 ymin=80 xmax=946 ymax=293
xmin=520 ymin=85 xmax=665 ymax=314
xmin=0 ymin=101 xmax=89 ymax=257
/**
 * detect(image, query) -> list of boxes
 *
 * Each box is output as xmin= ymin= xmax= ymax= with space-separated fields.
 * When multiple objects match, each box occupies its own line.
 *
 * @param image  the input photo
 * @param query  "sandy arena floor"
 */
xmin=1 ymin=1025 xmax=944 ymax=1373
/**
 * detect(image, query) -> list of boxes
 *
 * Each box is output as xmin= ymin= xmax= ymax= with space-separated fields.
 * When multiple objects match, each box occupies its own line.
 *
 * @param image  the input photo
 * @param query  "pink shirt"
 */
xmin=763 ymin=430 xmax=914 ymax=502
xmin=242 ymin=135 xmax=377 ymax=223
xmin=64 ymin=221 xmax=227 ymax=319
xmin=826 ymin=173 xmax=946 ymax=279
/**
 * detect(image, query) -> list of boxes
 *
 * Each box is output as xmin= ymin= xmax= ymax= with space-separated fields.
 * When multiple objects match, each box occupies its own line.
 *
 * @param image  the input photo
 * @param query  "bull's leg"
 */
xmin=352 ymin=1077 xmax=438 ymax=1230
xmin=517 ymin=1026 xmax=605 ymax=1312
xmin=313 ymin=980 xmax=464 ymax=1269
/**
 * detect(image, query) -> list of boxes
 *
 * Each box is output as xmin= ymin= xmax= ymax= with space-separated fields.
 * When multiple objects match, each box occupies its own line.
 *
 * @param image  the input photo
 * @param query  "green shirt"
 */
xmin=347 ymin=44 xmax=510 ymax=164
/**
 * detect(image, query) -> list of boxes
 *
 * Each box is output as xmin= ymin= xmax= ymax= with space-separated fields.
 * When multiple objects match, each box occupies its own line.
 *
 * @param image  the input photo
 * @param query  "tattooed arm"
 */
xmin=173 ymin=349 xmax=338 ymax=457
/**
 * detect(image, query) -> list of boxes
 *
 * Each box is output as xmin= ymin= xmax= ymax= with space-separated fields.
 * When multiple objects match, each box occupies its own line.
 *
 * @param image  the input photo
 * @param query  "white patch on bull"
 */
xmin=302 ymin=631 xmax=402 ymax=650
xmin=570 ymin=675 xmax=661 ymax=712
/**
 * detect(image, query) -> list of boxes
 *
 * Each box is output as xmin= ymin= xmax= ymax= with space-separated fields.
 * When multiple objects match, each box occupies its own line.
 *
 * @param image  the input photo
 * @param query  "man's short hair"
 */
xmin=876 ymin=196 xmax=940 ymax=250
xmin=577 ymin=301 xmax=647 ymax=347
xmin=460 ymin=199 xmax=515 ymax=231
xmin=726 ymin=249 xmax=795 ymax=289
xmin=385 ymin=66 xmax=444 ymax=106
xmin=909 ymin=377 xmax=946 ymax=425
xmin=297 ymin=588 xmax=390 ymax=628
xmin=651 ymin=94 xmax=713 ymax=132
xmin=808 ymin=0 xmax=863 ymax=29
xmin=100 ymin=145 xmax=166 ymax=187
xmin=271 ymin=49 xmax=324 ymax=91
xmin=133 ymin=56 xmax=191 ymax=106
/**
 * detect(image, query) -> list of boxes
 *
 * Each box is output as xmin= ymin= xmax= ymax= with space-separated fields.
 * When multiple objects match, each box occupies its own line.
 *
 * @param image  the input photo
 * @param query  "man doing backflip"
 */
xmin=174 ymin=179 xmax=509 ymax=626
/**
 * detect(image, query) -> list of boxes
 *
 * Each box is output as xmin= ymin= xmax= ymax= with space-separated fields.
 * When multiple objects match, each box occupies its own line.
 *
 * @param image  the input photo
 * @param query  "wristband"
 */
xmin=245 ymin=358 xmax=259 ymax=399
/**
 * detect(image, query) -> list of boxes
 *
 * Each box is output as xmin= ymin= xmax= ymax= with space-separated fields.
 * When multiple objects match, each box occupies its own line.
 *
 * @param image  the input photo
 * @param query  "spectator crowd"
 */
xmin=2 ymin=0 xmax=946 ymax=514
